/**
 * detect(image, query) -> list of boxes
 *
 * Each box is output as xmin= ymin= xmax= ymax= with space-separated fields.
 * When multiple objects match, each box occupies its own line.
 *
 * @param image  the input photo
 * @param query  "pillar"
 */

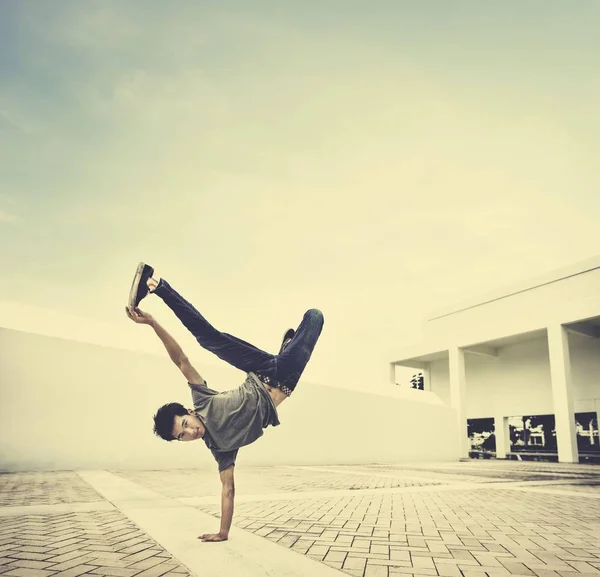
xmin=594 ymin=398 xmax=600 ymax=447
xmin=449 ymin=347 xmax=469 ymax=459
xmin=494 ymin=415 xmax=510 ymax=459
xmin=547 ymin=324 xmax=578 ymax=463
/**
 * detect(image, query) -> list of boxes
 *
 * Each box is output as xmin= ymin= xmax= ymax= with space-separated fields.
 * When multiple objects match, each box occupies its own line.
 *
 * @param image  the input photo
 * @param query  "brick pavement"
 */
xmin=185 ymin=462 xmax=600 ymax=577
xmin=196 ymin=485 xmax=600 ymax=576
xmin=0 ymin=462 xmax=599 ymax=577
xmin=324 ymin=464 xmax=600 ymax=484
xmin=0 ymin=482 xmax=193 ymax=577
xmin=0 ymin=509 xmax=192 ymax=577
xmin=0 ymin=473 xmax=104 ymax=507
xmin=532 ymin=482 xmax=600 ymax=494
xmin=113 ymin=466 xmax=445 ymax=500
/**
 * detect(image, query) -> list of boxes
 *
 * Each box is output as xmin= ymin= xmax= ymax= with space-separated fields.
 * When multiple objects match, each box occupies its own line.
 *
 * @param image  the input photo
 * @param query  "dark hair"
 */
xmin=153 ymin=402 xmax=188 ymax=441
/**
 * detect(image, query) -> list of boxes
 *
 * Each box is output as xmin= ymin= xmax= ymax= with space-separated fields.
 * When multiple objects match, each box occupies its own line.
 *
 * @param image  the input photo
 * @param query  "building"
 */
xmin=389 ymin=256 xmax=600 ymax=463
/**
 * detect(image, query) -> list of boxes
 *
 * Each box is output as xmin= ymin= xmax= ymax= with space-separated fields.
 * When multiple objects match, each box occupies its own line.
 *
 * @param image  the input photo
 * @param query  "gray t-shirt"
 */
xmin=189 ymin=372 xmax=280 ymax=472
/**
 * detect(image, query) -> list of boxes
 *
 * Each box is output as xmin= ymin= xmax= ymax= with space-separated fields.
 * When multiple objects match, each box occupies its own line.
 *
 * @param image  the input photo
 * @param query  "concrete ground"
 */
xmin=1 ymin=461 xmax=599 ymax=577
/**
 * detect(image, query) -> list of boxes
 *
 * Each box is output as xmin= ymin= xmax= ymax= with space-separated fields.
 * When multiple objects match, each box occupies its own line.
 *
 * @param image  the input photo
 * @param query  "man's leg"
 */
xmin=266 ymin=309 xmax=324 ymax=396
xmin=152 ymin=278 xmax=277 ymax=376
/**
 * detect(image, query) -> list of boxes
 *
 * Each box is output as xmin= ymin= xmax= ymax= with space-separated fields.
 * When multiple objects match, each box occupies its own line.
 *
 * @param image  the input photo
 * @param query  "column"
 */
xmin=494 ymin=415 xmax=510 ymax=459
xmin=547 ymin=324 xmax=578 ymax=463
xmin=389 ymin=363 xmax=396 ymax=385
xmin=449 ymin=347 xmax=469 ymax=459
xmin=594 ymin=398 xmax=600 ymax=447
xmin=594 ymin=399 xmax=600 ymax=444
xmin=422 ymin=364 xmax=431 ymax=392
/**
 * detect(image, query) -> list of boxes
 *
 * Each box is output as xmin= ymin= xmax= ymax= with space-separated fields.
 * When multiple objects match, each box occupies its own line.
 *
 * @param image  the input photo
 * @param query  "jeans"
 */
xmin=153 ymin=279 xmax=324 ymax=394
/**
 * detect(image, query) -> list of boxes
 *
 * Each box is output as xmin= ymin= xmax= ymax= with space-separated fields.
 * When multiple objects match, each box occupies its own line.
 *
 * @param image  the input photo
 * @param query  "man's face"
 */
xmin=172 ymin=409 xmax=204 ymax=442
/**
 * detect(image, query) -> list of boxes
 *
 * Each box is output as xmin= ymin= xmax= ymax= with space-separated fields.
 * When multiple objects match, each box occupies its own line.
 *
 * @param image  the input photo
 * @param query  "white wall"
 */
xmin=569 ymin=332 xmax=600 ymax=410
xmin=428 ymin=335 xmax=600 ymax=419
xmin=0 ymin=328 xmax=459 ymax=472
xmin=429 ymin=358 xmax=451 ymax=406
xmin=424 ymin=266 xmax=600 ymax=347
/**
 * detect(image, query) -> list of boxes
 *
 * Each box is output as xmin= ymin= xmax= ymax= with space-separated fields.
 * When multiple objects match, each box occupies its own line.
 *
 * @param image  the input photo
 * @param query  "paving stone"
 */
xmin=566 ymin=562 xmax=600 ymax=574
xmin=349 ymin=553 xmax=396 ymax=561
xmin=391 ymin=551 xmax=411 ymax=562
xmin=132 ymin=566 xmax=173 ymax=577
xmin=5 ymin=555 xmax=51 ymax=563
xmin=46 ymin=553 xmax=91 ymax=565
xmin=307 ymin=545 xmax=329 ymax=556
xmin=46 ymin=546 xmax=86 ymax=559
xmin=387 ymin=567 xmax=436 ymax=575
xmin=412 ymin=556 xmax=436 ymax=569
xmin=367 ymin=559 xmax=413 ymax=568
xmin=531 ymin=571 xmax=563 ymax=577
xmin=501 ymin=560 xmax=537 ymax=575
xmin=6 ymin=561 xmax=55 ymax=571
xmin=365 ymin=565 xmax=389 ymax=577
xmin=324 ymin=550 xmax=347 ymax=563
xmin=126 ymin=559 xmax=165 ymax=571
xmin=434 ymin=562 xmax=463 ymax=577
xmin=48 ymin=559 xmax=96 ymax=573
xmin=86 ymin=568 xmax=137 ymax=577
xmin=557 ymin=573 xmax=600 ymax=577
xmin=53 ymin=565 xmax=97 ymax=577
xmin=2 ymin=570 xmax=57 ymax=577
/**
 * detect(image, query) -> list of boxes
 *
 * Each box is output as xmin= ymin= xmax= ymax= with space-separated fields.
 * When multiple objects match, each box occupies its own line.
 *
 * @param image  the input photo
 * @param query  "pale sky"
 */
xmin=1 ymin=1 xmax=600 ymax=390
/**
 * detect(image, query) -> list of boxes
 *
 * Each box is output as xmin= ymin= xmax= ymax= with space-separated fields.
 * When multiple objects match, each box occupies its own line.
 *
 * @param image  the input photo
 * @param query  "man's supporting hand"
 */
xmin=198 ymin=532 xmax=228 ymax=542
xmin=198 ymin=466 xmax=235 ymax=543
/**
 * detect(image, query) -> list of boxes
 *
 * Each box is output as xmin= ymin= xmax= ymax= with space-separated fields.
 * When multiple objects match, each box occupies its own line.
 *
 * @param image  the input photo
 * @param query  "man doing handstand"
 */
xmin=125 ymin=262 xmax=324 ymax=542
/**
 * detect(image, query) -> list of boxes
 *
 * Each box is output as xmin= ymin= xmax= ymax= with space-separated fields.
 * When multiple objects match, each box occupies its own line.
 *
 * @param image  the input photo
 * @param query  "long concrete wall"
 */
xmin=429 ymin=335 xmax=600 ymax=419
xmin=0 ymin=328 xmax=459 ymax=472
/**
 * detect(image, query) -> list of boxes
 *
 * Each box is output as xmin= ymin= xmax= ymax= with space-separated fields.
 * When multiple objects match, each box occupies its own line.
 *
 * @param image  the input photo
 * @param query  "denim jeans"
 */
xmin=153 ymin=279 xmax=324 ymax=394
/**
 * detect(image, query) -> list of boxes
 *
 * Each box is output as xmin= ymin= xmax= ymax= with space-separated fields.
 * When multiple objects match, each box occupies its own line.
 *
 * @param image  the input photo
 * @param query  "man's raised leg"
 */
xmin=153 ymin=278 xmax=277 ymax=375
xmin=128 ymin=262 xmax=277 ymax=376
xmin=269 ymin=309 xmax=324 ymax=396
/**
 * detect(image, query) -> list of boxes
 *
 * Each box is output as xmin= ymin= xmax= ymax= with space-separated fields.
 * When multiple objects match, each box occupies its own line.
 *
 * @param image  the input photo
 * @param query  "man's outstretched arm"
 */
xmin=125 ymin=307 xmax=205 ymax=384
xmin=199 ymin=466 xmax=235 ymax=542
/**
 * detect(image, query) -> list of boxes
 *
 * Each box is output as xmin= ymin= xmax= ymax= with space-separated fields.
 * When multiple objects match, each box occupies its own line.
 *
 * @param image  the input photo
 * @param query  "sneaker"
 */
xmin=128 ymin=262 xmax=155 ymax=308
xmin=278 ymin=328 xmax=295 ymax=354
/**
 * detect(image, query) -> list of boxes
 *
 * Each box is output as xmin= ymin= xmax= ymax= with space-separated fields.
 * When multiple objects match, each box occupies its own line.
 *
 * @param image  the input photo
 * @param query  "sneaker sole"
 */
xmin=128 ymin=262 xmax=147 ymax=308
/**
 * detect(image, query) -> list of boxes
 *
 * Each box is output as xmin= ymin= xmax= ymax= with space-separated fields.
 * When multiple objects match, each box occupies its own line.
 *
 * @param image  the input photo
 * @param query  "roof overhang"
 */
xmin=390 ymin=344 xmax=449 ymax=368
xmin=390 ymin=317 xmax=600 ymax=368
xmin=564 ymin=316 xmax=600 ymax=339
xmin=390 ymin=328 xmax=548 ymax=367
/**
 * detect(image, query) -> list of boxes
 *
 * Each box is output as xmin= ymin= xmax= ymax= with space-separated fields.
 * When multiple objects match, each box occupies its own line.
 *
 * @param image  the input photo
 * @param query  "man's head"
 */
xmin=153 ymin=402 xmax=204 ymax=442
